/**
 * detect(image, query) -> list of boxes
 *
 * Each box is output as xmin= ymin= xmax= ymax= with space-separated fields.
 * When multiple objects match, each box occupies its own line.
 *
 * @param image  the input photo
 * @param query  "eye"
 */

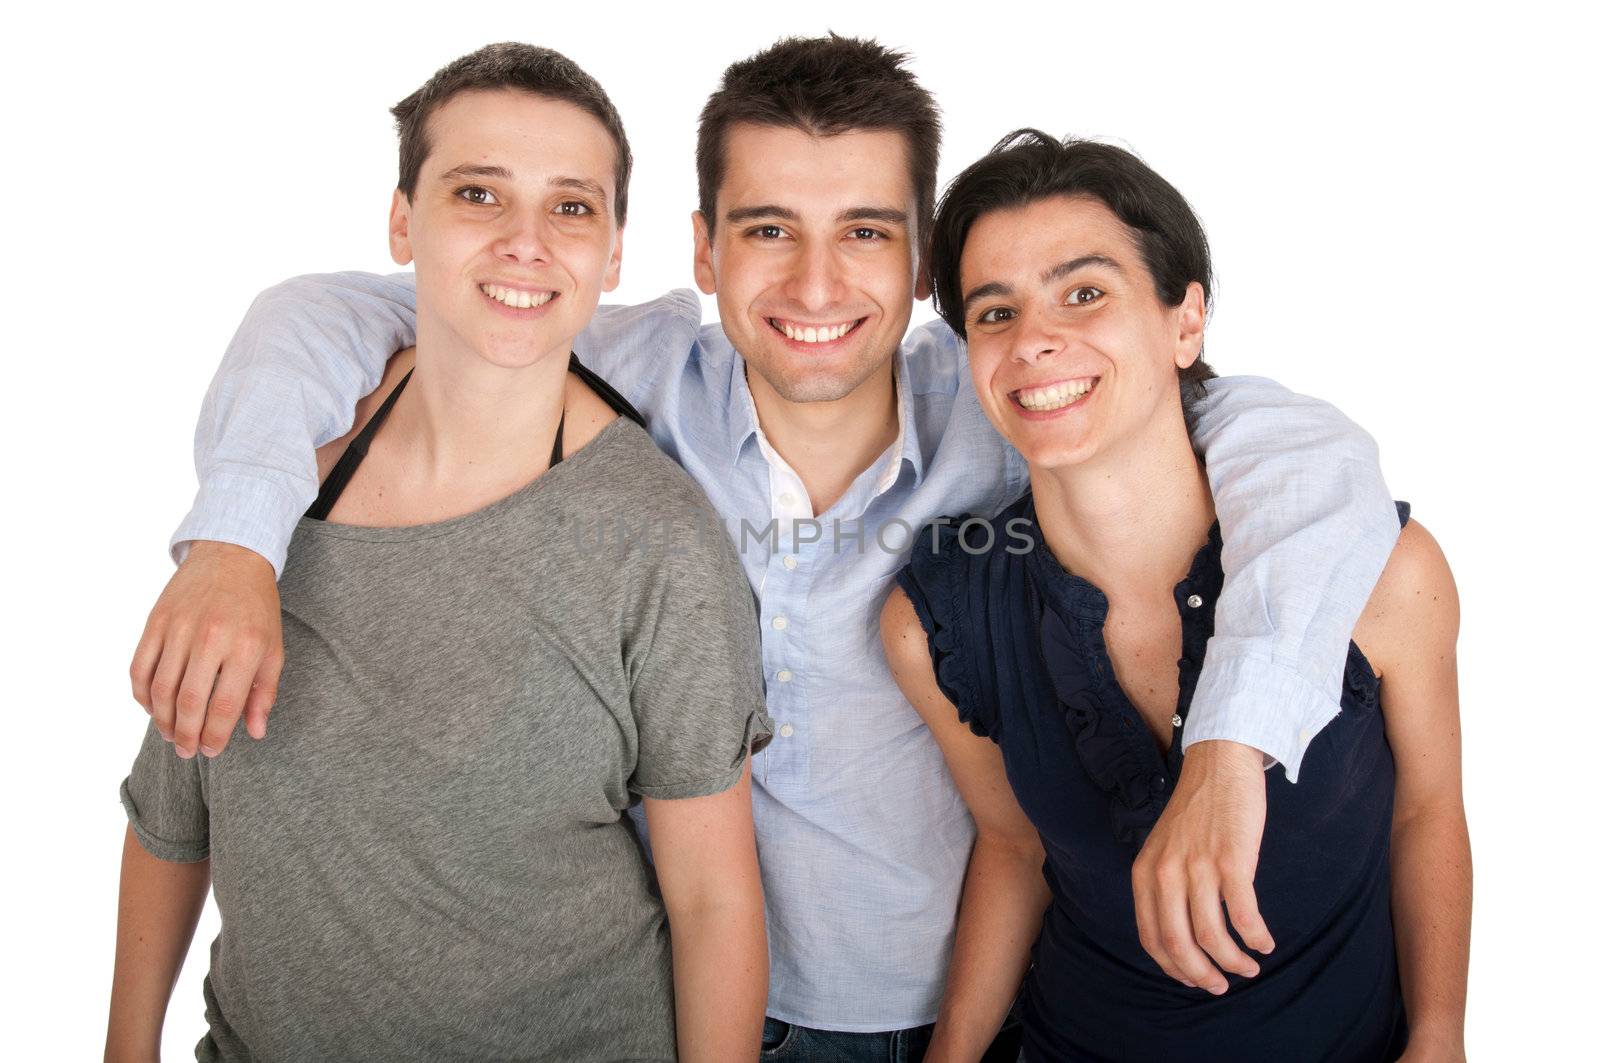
xmin=747 ymin=224 xmax=787 ymax=240
xmin=847 ymin=227 xmax=887 ymax=242
xmin=1065 ymin=285 xmax=1103 ymax=306
xmin=456 ymin=186 xmax=498 ymax=206
xmin=974 ymin=306 xmax=1016 ymax=325
xmin=555 ymin=200 xmax=593 ymax=217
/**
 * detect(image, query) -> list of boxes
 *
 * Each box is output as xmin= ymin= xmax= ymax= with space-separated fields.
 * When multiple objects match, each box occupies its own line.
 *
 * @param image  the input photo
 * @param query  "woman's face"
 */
xmin=958 ymin=194 xmax=1205 ymax=473
xmin=388 ymin=89 xmax=624 ymax=371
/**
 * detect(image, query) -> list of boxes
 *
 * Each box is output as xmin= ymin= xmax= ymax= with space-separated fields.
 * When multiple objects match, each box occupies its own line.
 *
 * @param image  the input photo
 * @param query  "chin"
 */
xmin=476 ymin=337 xmax=569 ymax=370
xmin=1012 ymin=430 xmax=1098 ymax=473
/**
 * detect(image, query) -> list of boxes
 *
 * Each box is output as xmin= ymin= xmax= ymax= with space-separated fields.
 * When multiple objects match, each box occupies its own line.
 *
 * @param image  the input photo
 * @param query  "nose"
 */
xmin=1010 ymin=309 xmax=1063 ymax=367
xmin=493 ymin=205 xmax=553 ymax=266
xmin=783 ymin=238 xmax=848 ymax=311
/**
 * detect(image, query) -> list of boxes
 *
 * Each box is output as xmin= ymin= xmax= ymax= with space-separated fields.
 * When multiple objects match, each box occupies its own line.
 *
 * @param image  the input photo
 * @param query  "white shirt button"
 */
xmin=777 ymin=669 xmax=793 ymax=683
xmin=783 ymin=555 xmax=798 ymax=571
xmin=1186 ymin=594 xmax=1204 ymax=608
xmin=779 ymin=723 xmax=795 ymax=738
xmin=772 ymin=616 xmax=789 ymax=631
xmin=779 ymin=492 xmax=797 ymax=508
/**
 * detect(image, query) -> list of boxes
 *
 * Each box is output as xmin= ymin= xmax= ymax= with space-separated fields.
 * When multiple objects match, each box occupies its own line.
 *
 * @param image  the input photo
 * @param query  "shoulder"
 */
xmin=1353 ymin=510 xmax=1459 ymax=679
xmin=584 ymin=419 xmax=716 ymax=511
xmin=314 ymin=345 xmax=415 ymax=480
xmin=575 ymin=289 xmax=702 ymax=390
xmin=898 ymin=315 xmax=966 ymax=397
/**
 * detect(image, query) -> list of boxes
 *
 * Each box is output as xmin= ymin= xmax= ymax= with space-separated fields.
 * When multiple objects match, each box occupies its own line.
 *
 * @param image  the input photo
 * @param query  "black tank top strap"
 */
xmin=305 ymin=368 xmax=414 ymax=520
xmin=306 ymin=353 xmax=644 ymax=520
xmin=569 ymin=352 xmax=647 ymax=428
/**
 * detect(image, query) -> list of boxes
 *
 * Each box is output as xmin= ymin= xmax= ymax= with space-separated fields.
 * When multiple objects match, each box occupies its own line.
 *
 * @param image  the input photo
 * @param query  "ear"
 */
xmin=1173 ymin=281 xmax=1207 ymax=370
xmin=691 ymin=210 xmax=717 ymax=295
xmin=602 ymin=225 xmax=624 ymax=292
xmin=388 ymin=189 xmax=414 ymax=267
xmin=913 ymin=253 xmax=932 ymax=302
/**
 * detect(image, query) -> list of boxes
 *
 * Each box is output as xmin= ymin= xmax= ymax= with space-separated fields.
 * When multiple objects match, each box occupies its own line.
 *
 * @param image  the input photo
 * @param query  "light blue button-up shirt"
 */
xmin=171 ymin=272 xmax=1399 ymax=1031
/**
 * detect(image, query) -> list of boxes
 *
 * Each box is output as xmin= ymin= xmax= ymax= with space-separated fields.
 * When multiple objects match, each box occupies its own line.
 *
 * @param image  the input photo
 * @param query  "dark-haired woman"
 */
xmin=882 ymin=133 xmax=1469 ymax=1063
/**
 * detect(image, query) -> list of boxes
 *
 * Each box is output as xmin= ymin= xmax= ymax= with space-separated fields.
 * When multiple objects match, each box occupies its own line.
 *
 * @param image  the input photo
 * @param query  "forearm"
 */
xmin=173 ymin=271 xmax=417 ymax=574
xmin=926 ymin=834 xmax=1051 ymax=1063
xmin=1390 ymin=804 xmax=1472 ymax=1055
xmin=1186 ymin=376 xmax=1399 ymax=779
xmin=106 ymin=826 xmax=210 ymax=1062
xmin=663 ymin=894 xmax=768 ymax=1063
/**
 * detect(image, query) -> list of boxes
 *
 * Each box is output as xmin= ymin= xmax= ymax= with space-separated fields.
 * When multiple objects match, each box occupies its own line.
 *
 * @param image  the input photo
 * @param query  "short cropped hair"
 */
xmin=696 ymin=34 xmax=941 ymax=244
xmin=931 ymin=131 xmax=1216 ymax=399
xmin=391 ymin=42 xmax=633 ymax=225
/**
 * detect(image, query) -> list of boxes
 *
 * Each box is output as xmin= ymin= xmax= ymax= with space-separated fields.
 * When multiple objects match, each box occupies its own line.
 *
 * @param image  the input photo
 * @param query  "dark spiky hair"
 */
xmin=695 ymin=34 xmax=941 ymax=244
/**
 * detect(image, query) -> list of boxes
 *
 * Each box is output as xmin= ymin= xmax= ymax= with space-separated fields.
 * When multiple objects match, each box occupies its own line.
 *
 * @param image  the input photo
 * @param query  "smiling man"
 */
xmin=130 ymin=36 xmax=1402 ymax=1060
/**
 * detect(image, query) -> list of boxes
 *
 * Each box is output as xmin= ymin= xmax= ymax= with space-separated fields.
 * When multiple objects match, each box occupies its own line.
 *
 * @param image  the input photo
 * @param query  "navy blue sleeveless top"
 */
xmin=895 ymin=496 xmax=1411 ymax=1063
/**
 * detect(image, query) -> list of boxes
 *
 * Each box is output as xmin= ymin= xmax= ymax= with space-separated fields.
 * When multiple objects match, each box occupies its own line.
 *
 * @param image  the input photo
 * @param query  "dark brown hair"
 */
xmin=931 ymin=130 xmax=1215 ymax=400
xmin=391 ymin=42 xmax=633 ymax=224
xmin=695 ymin=34 xmax=941 ymax=243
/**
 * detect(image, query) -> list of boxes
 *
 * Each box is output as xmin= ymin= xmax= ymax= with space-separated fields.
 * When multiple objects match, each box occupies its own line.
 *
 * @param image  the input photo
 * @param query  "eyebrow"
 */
xmin=839 ymin=207 xmax=908 ymax=226
xmin=722 ymin=205 xmax=909 ymax=226
xmin=962 ymin=254 xmax=1126 ymax=306
xmin=437 ymin=164 xmax=512 ymax=182
xmin=435 ymin=167 xmax=608 ymax=203
xmin=724 ymin=204 xmax=799 ymax=224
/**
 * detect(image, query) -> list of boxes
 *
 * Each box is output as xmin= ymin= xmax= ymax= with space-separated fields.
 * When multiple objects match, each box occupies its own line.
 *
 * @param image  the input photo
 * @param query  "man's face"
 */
xmin=958 ymin=194 xmax=1204 ymax=472
xmin=389 ymin=89 xmax=623 ymax=369
xmin=694 ymin=123 xmax=924 ymax=404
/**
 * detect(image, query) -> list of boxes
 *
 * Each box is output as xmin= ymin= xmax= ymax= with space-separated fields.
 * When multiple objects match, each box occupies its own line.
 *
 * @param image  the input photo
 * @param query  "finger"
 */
xmin=1132 ymin=861 xmax=1192 ymax=986
xmin=198 ymin=655 xmax=254 ymax=757
xmin=243 ymin=650 xmax=283 ymax=741
xmin=172 ymin=644 xmax=224 ymax=759
xmin=148 ymin=632 xmax=192 ymax=743
xmin=1187 ymin=869 xmax=1260 ymax=978
xmin=1221 ymin=870 xmax=1275 ymax=956
xmin=129 ymin=611 xmax=167 ymax=713
xmin=1156 ymin=862 xmax=1228 ymax=994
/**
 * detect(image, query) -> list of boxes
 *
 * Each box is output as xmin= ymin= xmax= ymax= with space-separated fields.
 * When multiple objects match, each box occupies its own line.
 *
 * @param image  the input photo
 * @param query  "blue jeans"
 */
xmin=759 ymin=1017 xmax=934 ymax=1063
xmin=760 ymin=1015 xmax=1022 ymax=1063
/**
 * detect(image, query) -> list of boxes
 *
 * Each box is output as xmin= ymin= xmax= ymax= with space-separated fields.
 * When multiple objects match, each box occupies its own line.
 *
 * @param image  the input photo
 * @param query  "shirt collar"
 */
xmin=721 ymin=331 xmax=926 ymax=495
xmin=726 ymin=347 xmax=764 ymax=463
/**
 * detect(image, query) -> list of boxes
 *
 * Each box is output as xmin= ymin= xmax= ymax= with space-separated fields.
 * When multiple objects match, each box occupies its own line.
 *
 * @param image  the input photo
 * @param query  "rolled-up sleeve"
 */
xmin=1183 ymin=375 xmax=1400 ymax=782
xmin=121 ymin=722 xmax=209 ymax=863
xmin=170 ymin=271 xmax=419 ymax=574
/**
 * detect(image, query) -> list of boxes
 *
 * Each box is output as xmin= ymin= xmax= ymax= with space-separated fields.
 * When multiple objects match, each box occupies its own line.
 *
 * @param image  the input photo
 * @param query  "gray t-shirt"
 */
xmin=122 ymin=417 xmax=773 ymax=1062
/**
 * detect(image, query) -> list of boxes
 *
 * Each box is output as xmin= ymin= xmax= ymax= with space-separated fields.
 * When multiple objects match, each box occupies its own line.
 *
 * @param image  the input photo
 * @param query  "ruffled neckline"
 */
xmin=1020 ymin=496 xmax=1225 ymax=847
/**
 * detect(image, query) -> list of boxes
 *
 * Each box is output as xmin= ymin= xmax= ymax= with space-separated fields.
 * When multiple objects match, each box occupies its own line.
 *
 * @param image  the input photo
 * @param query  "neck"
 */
xmin=745 ymin=357 xmax=900 ymax=515
xmin=1029 ymin=402 xmax=1214 ymax=598
xmin=391 ymin=316 xmax=570 ymax=479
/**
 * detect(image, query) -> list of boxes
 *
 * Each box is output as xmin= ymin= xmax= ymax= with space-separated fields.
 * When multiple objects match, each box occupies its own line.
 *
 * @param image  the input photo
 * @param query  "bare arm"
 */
xmin=105 ymin=826 xmax=211 ymax=1063
xmin=645 ymin=761 xmax=767 ymax=1063
xmin=882 ymin=587 xmax=1051 ymax=1062
xmin=1354 ymin=520 xmax=1470 ymax=1061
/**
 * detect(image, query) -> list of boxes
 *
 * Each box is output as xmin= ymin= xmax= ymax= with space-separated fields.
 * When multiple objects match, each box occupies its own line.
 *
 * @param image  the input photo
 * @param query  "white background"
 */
xmin=4 ymin=0 xmax=1594 ymax=1057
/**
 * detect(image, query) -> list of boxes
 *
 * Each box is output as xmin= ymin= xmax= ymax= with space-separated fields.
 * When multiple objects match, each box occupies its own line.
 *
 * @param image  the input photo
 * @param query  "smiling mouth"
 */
xmin=1012 ymin=377 xmax=1099 ymax=412
xmin=766 ymin=317 xmax=866 ymax=344
xmin=480 ymin=283 xmax=557 ymax=309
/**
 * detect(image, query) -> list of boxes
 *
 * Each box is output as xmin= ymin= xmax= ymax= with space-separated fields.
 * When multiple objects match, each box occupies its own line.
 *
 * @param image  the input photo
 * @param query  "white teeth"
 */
xmin=1017 ymin=379 xmax=1097 ymax=411
xmin=773 ymin=319 xmax=857 ymax=344
xmin=480 ymin=283 xmax=553 ymax=308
